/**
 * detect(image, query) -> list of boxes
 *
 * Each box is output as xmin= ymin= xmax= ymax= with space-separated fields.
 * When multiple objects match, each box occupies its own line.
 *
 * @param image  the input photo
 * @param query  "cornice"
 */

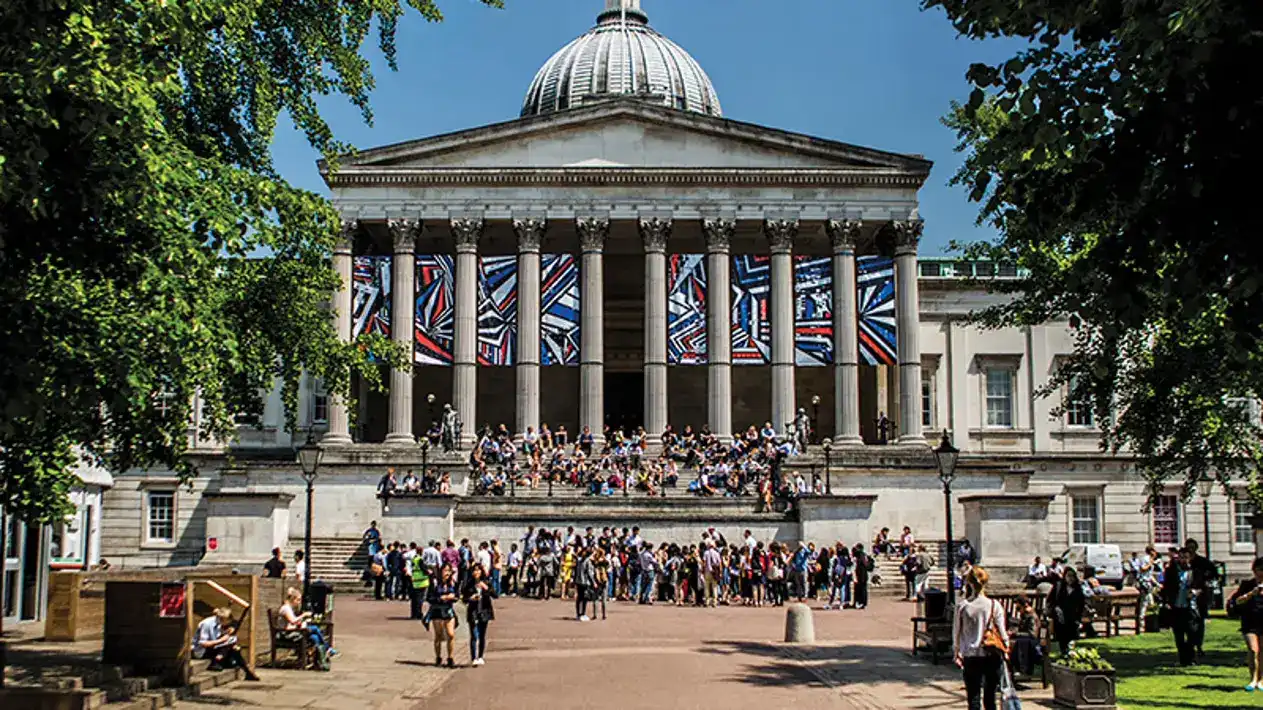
xmin=325 ymin=167 xmax=926 ymax=189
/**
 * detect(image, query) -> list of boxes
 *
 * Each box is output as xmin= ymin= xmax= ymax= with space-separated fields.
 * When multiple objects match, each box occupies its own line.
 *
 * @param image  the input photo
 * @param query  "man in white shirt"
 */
xmin=1027 ymin=556 xmax=1048 ymax=585
xmin=192 ymin=608 xmax=259 ymax=680
xmin=476 ymin=541 xmax=493 ymax=571
xmin=422 ymin=540 xmax=442 ymax=573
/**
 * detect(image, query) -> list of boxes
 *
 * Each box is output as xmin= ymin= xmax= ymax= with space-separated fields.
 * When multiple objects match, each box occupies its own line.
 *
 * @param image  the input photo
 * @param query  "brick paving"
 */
xmin=176 ymin=593 xmax=1056 ymax=710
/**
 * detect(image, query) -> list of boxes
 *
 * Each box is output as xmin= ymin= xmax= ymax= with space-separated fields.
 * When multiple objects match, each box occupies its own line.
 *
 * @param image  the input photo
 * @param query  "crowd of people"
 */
xmin=466 ymin=421 xmax=823 ymax=505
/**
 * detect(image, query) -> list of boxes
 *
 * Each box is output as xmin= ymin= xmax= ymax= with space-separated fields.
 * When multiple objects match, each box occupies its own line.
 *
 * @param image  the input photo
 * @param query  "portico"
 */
xmin=321 ymin=99 xmax=930 ymax=450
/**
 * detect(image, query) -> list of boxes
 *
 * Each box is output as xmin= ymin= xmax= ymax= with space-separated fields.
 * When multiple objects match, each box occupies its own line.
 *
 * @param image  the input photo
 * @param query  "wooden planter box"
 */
xmin=1143 ymin=614 xmax=1161 ymax=633
xmin=1052 ymin=665 xmax=1117 ymax=709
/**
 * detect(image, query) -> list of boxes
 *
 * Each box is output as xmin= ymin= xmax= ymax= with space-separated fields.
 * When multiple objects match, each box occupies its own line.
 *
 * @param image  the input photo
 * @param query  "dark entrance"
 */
xmin=604 ymin=372 xmax=644 ymax=436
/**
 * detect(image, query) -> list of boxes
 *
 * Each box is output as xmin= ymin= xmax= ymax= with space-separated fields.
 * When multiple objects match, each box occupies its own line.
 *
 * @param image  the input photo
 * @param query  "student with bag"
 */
xmin=953 ymin=566 xmax=1008 ymax=710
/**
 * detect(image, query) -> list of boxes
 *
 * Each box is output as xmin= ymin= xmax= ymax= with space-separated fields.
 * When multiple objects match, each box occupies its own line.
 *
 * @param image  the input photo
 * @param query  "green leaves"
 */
xmin=927 ymin=0 xmax=1263 ymax=503
xmin=0 ymin=0 xmax=496 ymax=521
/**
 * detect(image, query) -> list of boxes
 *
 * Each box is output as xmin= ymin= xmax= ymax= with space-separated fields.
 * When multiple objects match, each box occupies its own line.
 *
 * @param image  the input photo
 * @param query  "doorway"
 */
xmin=604 ymin=372 xmax=644 ymax=436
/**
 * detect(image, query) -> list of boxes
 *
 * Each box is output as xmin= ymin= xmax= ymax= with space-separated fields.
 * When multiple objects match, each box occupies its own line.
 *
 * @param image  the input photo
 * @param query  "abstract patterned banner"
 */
xmin=352 ymin=256 xmax=391 ymax=339
xmin=794 ymin=256 xmax=833 ymax=366
xmin=667 ymin=254 xmax=707 ymax=364
xmin=415 ymin=255 xmax=454 ymax=365
xmin=857 ymin=256 xmax=897 ymax=365
xmin=731 ymin=255 xmax=771 ymax=365
xmin=541 ymin=254 xmax=580 ymax=366
xmin=477 ymin=256 xmax=518 ymax=366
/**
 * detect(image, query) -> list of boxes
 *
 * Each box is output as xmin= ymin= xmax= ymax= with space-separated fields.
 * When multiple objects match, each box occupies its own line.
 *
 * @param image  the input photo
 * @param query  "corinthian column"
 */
xmin=578 ymin=216 xmax=609 ymax=445
xmin=703 ymin=218 xmax=734 ymax=443
xmin=640 ymin=217 xmax=671 ymax=449
xmin=451 ymin=217 xmax=482 ymax=449
xmin=827 ymin=218 xmax=864 ymax=446
xmin=514 ymin=217 xmax=546 ymax=439
xmin=385 ymin=218 xmax=419 ymax=445
xmin=322 ymin=220 xmax=356 ymax=445
xmin=766 ymin=218 xmax=798 ymax=434
xmin=893 ymin=210 xmax=926 ymax=444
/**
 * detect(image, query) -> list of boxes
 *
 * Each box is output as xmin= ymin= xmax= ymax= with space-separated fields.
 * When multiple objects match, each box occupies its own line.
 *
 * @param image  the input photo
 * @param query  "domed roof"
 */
xmin=521 ymin=1 xmax=722 ymax=118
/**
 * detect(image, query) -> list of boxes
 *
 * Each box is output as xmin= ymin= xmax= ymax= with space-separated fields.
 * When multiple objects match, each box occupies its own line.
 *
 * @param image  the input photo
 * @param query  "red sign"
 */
xmin=159 ymin=582 xmax=186 ymax=619
xmin=207 ymin=537 xmax=219 ymax=552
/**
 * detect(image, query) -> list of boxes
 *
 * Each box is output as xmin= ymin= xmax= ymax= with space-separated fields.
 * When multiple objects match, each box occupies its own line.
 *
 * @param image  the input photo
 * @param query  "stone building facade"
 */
xmin=96 ymin=0 xmax=1255 ymax=581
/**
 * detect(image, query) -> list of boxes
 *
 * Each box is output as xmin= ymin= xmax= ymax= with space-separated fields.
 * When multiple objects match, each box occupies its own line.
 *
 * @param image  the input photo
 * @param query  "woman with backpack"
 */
xmin=852 ymin=543 xmax=872 ymax=610
xmin=825 ymin=546 xmax=852 ymax=610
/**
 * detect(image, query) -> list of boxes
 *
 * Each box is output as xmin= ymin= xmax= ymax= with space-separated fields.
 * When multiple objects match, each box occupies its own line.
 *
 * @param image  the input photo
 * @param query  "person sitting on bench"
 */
xmin=192 ymin=607 xmax=259 ymax=680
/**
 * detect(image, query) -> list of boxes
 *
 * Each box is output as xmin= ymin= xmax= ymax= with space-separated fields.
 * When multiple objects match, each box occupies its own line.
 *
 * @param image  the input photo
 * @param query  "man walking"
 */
xmin=702 ymin=540 xmax=723 ymax=607
xmin=638 ymin=543 xmax=658 ymax=605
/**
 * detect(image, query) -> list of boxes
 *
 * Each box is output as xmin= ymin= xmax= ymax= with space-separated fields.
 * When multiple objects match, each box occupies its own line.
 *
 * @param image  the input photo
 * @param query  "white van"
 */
xmin=1060 ymin=544 xmax=1125 ymax=588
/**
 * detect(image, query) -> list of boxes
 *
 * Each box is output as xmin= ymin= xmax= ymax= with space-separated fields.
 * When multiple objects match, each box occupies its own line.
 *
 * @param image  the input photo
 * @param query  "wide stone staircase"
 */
xmin=297 ymin=537 xmax=371 ymax=590
xmin=868 ymin=542 xmax=952 ymax=597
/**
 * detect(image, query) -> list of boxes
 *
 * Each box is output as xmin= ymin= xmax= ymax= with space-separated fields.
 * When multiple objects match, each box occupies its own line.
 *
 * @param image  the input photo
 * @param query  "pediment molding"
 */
xmin=326 ymin=166 xmax=926 ymax=189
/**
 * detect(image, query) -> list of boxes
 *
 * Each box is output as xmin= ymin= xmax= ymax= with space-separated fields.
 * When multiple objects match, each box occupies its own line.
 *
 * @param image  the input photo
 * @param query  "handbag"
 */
xmin=982 ymin=601 xmax=1010 ymax=657
xmin=1000 ymin=661 xmax=1022 ymax=710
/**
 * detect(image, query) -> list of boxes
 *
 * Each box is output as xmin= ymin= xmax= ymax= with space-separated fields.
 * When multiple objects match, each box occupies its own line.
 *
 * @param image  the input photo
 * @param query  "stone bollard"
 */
xmin=784 ymin=603 xmax=815 ymax=643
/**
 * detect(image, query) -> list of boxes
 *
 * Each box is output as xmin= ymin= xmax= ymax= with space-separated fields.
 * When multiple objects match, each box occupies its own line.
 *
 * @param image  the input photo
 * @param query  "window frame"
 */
xmin=143 ymin=489 xmax=177 ymax=548
xmin=1070 ymin=493 xmax=1102 ymax=544
xmin=1151 ymin=494 xmax=1182 ymax=547
xmin=983 ymin=366 xmax=1016 ymax=429
xmin=1064 ymin=373 xmax=1095 ymax=428
xmin=311 ymin=381 xmax=329 ymax=426
xmin=1234 ymin=496 xmax=1258 ymax=549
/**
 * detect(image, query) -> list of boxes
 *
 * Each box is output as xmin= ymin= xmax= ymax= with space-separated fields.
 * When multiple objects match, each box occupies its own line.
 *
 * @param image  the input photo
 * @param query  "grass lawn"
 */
xmin=1078 ymin=616 xmax=1257 ymax=710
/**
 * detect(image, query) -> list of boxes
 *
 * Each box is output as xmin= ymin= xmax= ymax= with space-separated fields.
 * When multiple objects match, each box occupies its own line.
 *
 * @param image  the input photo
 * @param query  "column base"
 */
xmin=320 ymin=432 xmax=354 ymax=447
xmin=896 ymin=434 xmax=928 ymax=446
xmin=832 ymin=435 xmax=865 ymax=448
xmin=384 ymin=433 xmax=417 ymax=446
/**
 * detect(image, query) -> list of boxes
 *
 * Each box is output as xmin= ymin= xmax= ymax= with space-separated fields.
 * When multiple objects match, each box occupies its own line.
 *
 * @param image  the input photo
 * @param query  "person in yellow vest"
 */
xmin=411 ymin=553 xmax=431 ymax=625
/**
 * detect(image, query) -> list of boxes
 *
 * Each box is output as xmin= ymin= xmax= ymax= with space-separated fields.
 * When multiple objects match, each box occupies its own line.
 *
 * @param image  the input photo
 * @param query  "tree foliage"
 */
xmin=927 ymin=0 xmax=1263 ymax=501
xmin=0 ymin=0 xmax=500 ymax=522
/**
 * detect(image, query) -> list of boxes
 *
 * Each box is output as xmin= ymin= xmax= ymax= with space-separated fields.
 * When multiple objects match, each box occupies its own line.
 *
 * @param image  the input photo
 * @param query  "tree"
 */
xmin=0 ymin=0 xmax=501 ymax=523
xmin=926 ymin=0 xmax=1263 ymax=501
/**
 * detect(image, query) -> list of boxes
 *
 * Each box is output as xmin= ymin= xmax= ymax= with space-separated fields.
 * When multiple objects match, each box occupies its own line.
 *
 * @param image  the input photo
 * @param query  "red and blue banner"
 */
xmin=794 ymin=256 xmax=833 ymax=366
xmin=352 ymin=256 xmax=391 ymax=339
xmin=667 ymin=254 xmax=707 ymax=364
xmin=477 ymin=256 xmax=518 ymax=366
xmin=857 ymin=256 xmax=897 ymax=365
xmin=414 ymin=255 xmax=454 ymax=365
xmin=541 ymin=254 xmax=580 ymax=366
xmin=731 ymin=255 xmax=771 ymax=365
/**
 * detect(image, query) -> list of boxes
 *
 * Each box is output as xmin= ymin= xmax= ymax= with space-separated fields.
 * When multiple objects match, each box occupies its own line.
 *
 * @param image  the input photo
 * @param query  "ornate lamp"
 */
xmin=932 ymin=430 xmax=959 ymax=608
xmin=295 ymin=431 xmax=324 ymax=609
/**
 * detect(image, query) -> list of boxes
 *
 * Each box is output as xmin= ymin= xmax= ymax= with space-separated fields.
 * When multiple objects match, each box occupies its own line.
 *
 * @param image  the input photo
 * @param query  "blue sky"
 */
xmin=271 ymin=0 xmax=1022 ymax=255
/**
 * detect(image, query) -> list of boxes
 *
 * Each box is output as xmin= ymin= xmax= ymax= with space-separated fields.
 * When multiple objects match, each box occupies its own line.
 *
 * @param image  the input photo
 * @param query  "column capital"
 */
xmin=387 ymin=218 xmax=421 ymax=253
xmin=892 ymin=208 xmax=924 ymax=256
xmin=702 ymin=218 xmax=735 ymax=254
xmin=576 ymin=216 xmax=610 ymax=253
xmin=513 ymin=217 xmax=547 ymax=253
xmin=638 ymin=217 xmax=672 ymax=253
xmin=336 ymin=219 xmax=358 ymax=254
xmin=450 ymin=217 xmax=484 ymax=253
xmin=764 ymin=218 xmax=798 ymax=254
xmin=825 ymin=219 xmax=862 ymax=253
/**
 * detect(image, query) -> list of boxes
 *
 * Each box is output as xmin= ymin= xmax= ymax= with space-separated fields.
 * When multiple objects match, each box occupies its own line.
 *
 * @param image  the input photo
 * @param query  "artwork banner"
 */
xmin=415 ymin=255 xmax=454 ymax=365
xmin=857 ymin=256 xmax=897 ymax=365
xmin=794 ymin=256 xmax=833 ymax=366
xmin=731 ymin=255 xmax=771 ymax=365
xmin=477 ymin=255 xmax=518 ymax=366
xmin=541 ymin=254 xmax=580 ymax=366
xmin=667 ymin=254 xmax=707 ymax=364
xmin=352 ymin=256 xmax=391 ymax=340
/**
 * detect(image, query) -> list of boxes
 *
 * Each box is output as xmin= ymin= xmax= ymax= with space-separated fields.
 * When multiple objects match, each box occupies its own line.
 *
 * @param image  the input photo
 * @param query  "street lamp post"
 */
xmin=822 ymin=438 xmax=833 ymax=495
xmin=811 ymin=395 xmax=821 ymax=445
xmin=420 ymin=437 xmax=429 ymax=480
xmin=295 ymin=432 xmax=325 ymax=611
xmin=932 ymin=430 xmax=960 ymax=609
xmin=426 ymin=392 xmax=437 ymax=433
xmin=1197 ymin=475 xmax=1214 ymax=561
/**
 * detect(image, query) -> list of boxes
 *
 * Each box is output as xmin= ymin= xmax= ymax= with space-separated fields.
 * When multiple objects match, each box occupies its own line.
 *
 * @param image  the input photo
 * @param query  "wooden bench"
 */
xmin=1085 ymin=590 xmax=1140 ymax=638
xmin=267 ymin=608 xmax=312 ymax=669
xmin=911 ymin=616 xmax=953 ymax=664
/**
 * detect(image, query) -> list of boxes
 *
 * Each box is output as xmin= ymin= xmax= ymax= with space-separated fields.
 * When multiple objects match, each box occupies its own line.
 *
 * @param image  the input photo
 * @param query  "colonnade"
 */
xmin=323 ymin=215 xmax=926 ymax=449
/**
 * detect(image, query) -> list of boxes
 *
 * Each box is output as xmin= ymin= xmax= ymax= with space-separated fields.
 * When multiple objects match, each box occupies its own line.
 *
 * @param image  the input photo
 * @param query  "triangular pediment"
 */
xmin=334 ymin=98 xmax=930 ymax=174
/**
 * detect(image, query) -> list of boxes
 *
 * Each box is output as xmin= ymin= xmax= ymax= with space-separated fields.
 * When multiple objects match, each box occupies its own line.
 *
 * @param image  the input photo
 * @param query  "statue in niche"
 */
xmin=440 ymin=404 xmax=462 ymax=452
xmin=793 ymin=408 xmax=812 ymax=452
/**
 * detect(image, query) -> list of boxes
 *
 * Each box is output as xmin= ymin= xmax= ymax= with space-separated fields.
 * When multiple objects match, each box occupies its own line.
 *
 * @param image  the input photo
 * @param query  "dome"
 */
xmin=520 ymin=0 xmax=722 ymax=118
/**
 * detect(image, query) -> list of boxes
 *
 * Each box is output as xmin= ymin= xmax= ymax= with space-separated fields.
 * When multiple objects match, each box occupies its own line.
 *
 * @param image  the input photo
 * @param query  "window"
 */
xmin=1065 ymin=374 xmax=1094 ymax=427
xmin=1227 ymin=397 xmax=1262 ymax=427
xmin=154 ymin=388 xmax=176 ymax=417
xmin=1071 ymin=495 xmax=1101 ymax=544
xmin=233 ymin=398 xmax=264 ymax=426
xmin=985 ymin=368 xmax=1014 ymax=428
xmin=146 ymin=491 xmax=175 ymax=544
xmin=1152 ymin=495 xmax=1181 ymax=546
xmin=312 ymin=384 xmax=329 ymax=425
xmin=921 ymin=373 xmax=935 ymax=429
xmin=1235 ymin=498 xmax=1258 ymax=545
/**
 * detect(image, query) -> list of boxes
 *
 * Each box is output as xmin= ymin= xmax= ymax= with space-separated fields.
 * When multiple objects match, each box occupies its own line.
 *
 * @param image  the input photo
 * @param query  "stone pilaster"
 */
xmin=384 ymin=218 xmax=419 ymax=445
xmin=827 ymin=218 xmax=864 ymax=446
xmin=322 ymin=221 xmax=357 ymax=446
xmin=451 ymin=217 xmax=482 ymax=449
xmin=640 ymin=217 xmax=671 ymax=448
xmin=703 ymin=218 xmax=735 ymax=443
xmin=766 ymin=218 xmax=798 ymax=435
xmin=514 ymin=217 xmax=546 ymax=439
xmin=578 ymin=217 xmax=609 ymax=444
xmin=893 ymin=211 xmax=925 ymax=444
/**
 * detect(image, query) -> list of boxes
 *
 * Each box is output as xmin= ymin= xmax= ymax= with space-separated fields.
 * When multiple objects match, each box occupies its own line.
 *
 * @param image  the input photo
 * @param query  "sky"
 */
xmin=271 ymin=0 xmax=1023 ymax=255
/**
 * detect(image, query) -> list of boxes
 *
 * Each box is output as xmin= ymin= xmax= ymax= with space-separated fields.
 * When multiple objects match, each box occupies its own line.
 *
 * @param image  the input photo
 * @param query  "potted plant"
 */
xmin=1051 ymin=647 xmax=1116 ymax=709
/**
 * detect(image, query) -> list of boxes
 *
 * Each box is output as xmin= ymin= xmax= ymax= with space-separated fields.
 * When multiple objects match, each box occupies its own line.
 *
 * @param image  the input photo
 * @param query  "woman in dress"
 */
xmin=427 ymin=565 xmax=460 ymax=667
xmin=461 ymin=562 xmax=497 ymax=666
xmin=559 ymin=544 xmax=576 ymax=600
xmin=1228 ymin=556 xmax=1263 ymax=691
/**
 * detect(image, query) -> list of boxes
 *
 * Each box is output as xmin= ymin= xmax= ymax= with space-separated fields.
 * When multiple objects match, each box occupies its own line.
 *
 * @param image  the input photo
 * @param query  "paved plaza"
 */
xmin=188 ymin=594 xmax=1054 ymax=710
